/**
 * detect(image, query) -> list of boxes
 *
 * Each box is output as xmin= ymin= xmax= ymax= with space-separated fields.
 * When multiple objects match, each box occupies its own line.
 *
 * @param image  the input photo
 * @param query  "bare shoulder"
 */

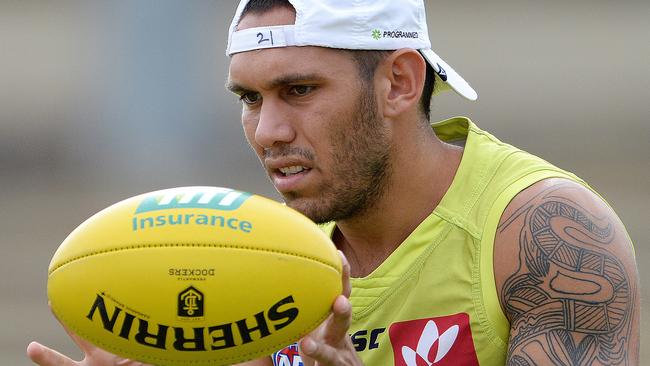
xmin=493 ymin=178 xmax=640 ymax=365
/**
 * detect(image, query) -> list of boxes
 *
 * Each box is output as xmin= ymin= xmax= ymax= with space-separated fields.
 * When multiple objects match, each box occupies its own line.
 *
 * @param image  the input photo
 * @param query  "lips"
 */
xmin=265 ymin=159 xmax=314 ymax=193
xmin=279 ymin=165 xmax=309 ymax=176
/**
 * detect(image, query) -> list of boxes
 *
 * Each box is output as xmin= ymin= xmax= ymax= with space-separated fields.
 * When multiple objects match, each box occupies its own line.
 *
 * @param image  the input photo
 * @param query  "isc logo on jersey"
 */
xmin=389 ymin=313 xmax=479 ymax=366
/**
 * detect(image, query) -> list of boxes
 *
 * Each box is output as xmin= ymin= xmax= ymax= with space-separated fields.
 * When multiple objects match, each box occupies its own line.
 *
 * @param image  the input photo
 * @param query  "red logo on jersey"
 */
xmin=273 ymin=343 xmax=303 ymax=366
xmin=388 ymin=313 xmax=479 ymax=366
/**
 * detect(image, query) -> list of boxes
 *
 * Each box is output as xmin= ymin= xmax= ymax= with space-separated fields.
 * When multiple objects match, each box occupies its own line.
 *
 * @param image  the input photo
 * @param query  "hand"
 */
xmin=26 ymin=325 xmax=151 ymax=366
xmin=298 ymin=251 xmax=363 ymax=366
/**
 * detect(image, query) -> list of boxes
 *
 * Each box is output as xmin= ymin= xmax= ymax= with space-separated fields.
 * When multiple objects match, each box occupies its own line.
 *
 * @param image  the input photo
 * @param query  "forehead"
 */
xmin=228 ymin=6 xmax=358 ymax=90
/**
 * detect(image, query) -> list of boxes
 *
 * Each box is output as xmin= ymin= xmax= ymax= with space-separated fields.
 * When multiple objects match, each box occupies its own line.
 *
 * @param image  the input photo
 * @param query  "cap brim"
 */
xmin=420 ymin=49 xmax=477 ymax=101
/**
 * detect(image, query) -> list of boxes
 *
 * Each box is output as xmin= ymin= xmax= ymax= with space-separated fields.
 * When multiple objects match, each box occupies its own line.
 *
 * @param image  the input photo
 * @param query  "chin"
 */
xmin=283 ymin=197 xmax=331 ymax=224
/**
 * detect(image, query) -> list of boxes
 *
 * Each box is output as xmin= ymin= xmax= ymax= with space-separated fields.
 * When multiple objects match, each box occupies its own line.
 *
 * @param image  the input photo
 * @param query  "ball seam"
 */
xmin=49 ymin=243 xmax=340 ymax=275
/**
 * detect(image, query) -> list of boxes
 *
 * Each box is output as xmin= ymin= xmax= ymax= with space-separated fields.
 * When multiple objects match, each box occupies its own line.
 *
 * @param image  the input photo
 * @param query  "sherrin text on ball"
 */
xmin=47 ymin=186 xmax=342 ymax=366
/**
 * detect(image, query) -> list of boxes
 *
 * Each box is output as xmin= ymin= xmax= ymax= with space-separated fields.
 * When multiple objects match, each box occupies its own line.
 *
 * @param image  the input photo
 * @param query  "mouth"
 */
xmin=268 ymin=163 xmax=314 ymax=193
xmin=278 ymin=165 xmax=311 ymax=177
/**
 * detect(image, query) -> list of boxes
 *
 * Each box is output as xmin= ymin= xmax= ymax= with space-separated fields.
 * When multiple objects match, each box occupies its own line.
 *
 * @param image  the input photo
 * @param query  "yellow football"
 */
xmin=47 ymin=186 xmax=342 ymax=366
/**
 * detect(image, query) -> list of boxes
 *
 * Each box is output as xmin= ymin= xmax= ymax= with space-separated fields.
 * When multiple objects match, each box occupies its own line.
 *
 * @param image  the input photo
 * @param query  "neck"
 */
xmin=334 ymin=127 xmax=463 ymax=278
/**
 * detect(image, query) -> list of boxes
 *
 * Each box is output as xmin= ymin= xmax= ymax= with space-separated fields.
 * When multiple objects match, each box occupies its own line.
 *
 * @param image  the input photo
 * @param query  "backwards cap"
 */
xmin=226 ymin=0 xmax=477 ymax=101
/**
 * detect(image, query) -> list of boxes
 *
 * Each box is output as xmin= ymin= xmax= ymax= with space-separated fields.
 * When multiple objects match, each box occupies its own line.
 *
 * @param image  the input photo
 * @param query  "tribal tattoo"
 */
xmin=499 ymin=183 xmax=636 ymax=365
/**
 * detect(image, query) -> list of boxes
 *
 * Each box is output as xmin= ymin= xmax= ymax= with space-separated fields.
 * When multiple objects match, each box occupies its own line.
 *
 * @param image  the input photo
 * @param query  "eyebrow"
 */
xmin=226 ymin=73 xmax=324 ymax=94
xmin=225 ymin=81 xmax=249 ymax=95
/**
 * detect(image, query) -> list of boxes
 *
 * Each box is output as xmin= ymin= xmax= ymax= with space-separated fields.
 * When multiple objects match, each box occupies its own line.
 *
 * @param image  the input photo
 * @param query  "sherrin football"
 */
xmin=47 ymin=186 xmax=342 ymax=366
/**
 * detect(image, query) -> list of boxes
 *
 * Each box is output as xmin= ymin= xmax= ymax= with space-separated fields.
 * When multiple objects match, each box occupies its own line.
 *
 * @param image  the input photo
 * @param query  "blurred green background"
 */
xmin=1 ymin=0 xmax=647 ymax=364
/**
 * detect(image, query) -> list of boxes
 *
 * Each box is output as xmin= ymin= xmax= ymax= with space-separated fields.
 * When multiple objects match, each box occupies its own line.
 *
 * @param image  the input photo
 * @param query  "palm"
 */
xmin=27 ymin=329 xmax=152 ymax=366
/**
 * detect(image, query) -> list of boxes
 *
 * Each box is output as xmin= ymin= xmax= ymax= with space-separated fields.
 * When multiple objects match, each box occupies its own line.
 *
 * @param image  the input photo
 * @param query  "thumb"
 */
xmin=27 ymin=341 xmax=78 ymax=366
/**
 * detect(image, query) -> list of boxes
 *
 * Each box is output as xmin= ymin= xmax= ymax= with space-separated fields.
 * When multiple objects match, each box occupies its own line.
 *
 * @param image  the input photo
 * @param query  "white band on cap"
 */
xmin=229 ymin=25 xmax=296 ymax=54
xmin=227 ymin=0 xmax=477 ymax=101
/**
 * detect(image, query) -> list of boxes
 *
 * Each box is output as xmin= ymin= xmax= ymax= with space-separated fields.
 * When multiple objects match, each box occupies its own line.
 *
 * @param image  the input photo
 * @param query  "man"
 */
xmin=27 ymin=0 xmax=639 ymax=365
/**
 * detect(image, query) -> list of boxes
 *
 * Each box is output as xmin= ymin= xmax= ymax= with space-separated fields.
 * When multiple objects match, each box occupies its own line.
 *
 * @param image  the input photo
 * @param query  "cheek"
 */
xmin=241 ymin=114 xmax=263 ymax=155
xmin=241 ymin=111 xmax=257 ymax=142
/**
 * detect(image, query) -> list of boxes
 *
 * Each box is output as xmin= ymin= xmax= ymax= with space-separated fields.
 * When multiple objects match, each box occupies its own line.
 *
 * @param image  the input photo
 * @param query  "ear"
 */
xmin=378 ymin=49 xmax=426 ymax=119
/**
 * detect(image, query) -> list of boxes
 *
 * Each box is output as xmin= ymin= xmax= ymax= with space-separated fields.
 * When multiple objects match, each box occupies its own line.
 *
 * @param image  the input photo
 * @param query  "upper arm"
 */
xmin=493 ymin=178 xmax=640 ymax=365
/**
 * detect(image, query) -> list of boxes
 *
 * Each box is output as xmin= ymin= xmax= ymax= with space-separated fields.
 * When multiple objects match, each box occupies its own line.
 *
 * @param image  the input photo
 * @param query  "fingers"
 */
xmin=300 ymin=333 xmax=359 ymax=365
xmin=338 ymin=251 xmax=352 ymax=298
xmin=299 ymin=295 xmax=355 ymax=365
xmin=26 ymin=341 xmax=78 ymax=366
xmin=297 ymin=252 xmax=361 ymax=365
xmin=326 ymin=295 xmax=352 ymax=341
xmin=298 ymin=337 xmax=320 ymax=366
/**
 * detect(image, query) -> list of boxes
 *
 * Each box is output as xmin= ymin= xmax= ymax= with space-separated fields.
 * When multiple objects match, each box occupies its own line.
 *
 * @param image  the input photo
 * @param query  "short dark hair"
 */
xmin=241 ymin=0 xmax=294 ymax=15
xmin=239 ymin=0 xmax=435 ymax=121
xmin=347 ymin=50 xmax=435 ymax=122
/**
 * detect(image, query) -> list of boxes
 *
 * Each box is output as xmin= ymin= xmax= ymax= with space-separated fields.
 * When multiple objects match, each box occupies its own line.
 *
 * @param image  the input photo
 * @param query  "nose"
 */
xmin=254 ymin=98 xmax=296 ymax=149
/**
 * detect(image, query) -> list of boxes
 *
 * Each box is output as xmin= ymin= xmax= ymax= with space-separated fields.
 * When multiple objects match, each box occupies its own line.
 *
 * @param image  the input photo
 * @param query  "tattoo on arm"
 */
xmin=499 ymin=184 xmax=636 ymax=365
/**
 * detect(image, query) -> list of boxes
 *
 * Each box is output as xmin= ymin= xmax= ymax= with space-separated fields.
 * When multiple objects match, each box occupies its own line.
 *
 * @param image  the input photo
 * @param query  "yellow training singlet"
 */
xmin=272 ymin=117 xmax=587 ymax=366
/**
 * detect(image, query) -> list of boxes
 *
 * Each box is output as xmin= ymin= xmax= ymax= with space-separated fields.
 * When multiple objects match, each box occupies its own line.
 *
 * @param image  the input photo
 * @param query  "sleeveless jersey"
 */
xmin=272 ymin=117 xmax=587 ymax=366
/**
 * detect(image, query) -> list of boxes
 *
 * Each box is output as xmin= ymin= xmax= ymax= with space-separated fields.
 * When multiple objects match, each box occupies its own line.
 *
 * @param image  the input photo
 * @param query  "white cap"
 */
xmin=226 ymin=0 xmax=477 ymax=101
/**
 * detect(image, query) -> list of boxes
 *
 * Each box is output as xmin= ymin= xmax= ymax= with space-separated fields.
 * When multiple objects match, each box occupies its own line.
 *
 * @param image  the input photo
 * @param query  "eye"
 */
xmin=289 ymin=85 xmax=313 ymax=96
xmin=240 ymin=92 xmax=261 ymax=105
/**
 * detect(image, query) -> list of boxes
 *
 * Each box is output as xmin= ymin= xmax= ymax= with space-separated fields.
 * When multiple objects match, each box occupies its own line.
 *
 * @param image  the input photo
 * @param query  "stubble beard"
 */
xmin=286 ymin=84 xmax=392 ymax=224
